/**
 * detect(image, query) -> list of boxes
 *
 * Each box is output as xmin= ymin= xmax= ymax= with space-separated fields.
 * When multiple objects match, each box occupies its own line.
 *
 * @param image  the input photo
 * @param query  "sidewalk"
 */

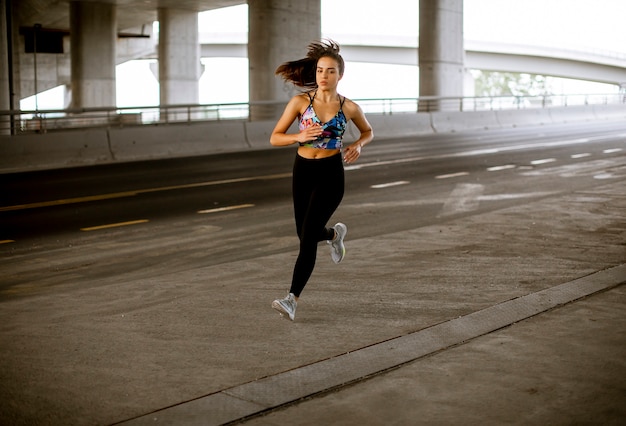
xmin=240 ymin=280 xmax=626 ymax=426
xmin=1 ymin=180 xmax=625 ymax=426
xmin=125 ymin=271 xmax=626 ymax=426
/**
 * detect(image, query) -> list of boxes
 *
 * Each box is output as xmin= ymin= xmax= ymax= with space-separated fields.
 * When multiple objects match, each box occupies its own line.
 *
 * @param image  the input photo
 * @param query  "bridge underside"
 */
xmin=202 ymin=43 xmax=626 ymax=87
xmin=5 ymin=0 xmax=625 ymax=110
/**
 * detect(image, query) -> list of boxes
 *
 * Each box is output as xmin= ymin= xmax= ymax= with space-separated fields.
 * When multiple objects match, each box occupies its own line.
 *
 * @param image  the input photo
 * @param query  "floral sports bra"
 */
xmin=298 ymin=91 xmax=347 ymax=150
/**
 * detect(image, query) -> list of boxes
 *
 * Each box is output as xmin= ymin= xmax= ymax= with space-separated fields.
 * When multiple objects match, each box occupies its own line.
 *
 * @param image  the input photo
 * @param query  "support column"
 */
xmin=157 ymin=8 xmax=200 ymax=108
xmin=0 ymin=0 xmax=9 ymax=110
xmin=69 ymin=1 xmax=116 ymax=108
xmin=418 ymin=0 xmax=464 ymax=111
xmin=0 ymin=0 xmax=11 ymax=134
xmin=248 ymin=0 xmax=321 ymax=120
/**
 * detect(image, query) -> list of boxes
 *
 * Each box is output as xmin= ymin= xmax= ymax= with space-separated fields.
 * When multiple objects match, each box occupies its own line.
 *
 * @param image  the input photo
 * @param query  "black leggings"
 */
xmin=290 ymin=153 xmax=345 ymax=297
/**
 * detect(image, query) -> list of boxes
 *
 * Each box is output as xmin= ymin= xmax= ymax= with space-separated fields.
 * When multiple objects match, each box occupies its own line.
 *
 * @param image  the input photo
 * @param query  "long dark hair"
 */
xmin=275 ymin=40 xmax=345 ymax=89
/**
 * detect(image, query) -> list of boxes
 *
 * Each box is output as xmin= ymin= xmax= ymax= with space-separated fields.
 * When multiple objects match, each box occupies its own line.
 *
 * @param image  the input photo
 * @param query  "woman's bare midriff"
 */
xmin=297 ymin=146 xmax=341 ymax=159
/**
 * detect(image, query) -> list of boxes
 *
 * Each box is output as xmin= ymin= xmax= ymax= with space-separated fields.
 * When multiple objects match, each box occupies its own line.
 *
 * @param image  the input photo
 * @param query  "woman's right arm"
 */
xmin=270 ymin=96 xmax=322 ymax=146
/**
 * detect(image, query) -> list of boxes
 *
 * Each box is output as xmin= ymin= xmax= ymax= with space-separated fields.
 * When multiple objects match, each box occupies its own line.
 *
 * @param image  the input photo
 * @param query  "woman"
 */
xmin=270 ymin=40 xmax=374 ymax=321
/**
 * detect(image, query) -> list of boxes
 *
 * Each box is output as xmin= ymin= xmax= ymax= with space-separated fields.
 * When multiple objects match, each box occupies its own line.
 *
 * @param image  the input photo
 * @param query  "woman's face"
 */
xmin=316 ymin=56 xmax=342 ymax=90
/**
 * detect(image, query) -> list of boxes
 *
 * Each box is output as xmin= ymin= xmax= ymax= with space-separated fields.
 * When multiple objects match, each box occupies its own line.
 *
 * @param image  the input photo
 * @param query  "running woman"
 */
xmin=270 ymin=40 xmax=374 ymax=321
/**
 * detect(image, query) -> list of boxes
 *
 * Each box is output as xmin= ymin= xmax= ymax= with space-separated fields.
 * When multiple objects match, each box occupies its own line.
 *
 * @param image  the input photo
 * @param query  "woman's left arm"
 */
xmin=343 ymin=101 xmax=374 ymax=164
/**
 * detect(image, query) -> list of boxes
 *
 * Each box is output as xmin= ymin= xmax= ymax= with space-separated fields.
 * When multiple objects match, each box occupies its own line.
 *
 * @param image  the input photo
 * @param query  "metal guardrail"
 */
xmin=1 ymin=93 xmax=624 ymax=135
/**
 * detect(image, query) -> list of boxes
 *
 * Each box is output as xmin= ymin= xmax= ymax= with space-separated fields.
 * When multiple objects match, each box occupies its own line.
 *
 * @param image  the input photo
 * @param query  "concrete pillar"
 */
xmin=0 ymin=0 xmax=10 ymax=134
xmin=157 ymin=8 xmax=200 ymax=108
xmin=419 ymin=0 xmax=464 ymax=111
xmin=69 ymin=1 xmax=116 ymax=108
xmin=0 ymin=0 xmax=9 ymax=111
xmin=248 ymin=0 xmax=321 ymax=120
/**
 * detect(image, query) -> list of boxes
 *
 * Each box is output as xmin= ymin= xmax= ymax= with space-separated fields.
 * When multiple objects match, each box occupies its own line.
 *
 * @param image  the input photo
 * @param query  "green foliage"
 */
xmin=472 ymin=70 xmax=551 ymax=97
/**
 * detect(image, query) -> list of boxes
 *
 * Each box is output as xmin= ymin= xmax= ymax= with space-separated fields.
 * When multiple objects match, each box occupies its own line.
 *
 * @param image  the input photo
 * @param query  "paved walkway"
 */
xmin=123 ymin=268 xmax=625 ymax=426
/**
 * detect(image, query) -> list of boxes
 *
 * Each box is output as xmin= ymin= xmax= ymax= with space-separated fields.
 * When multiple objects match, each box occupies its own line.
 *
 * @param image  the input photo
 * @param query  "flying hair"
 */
xmin=275 ymin=39 xmax=345 ymax=89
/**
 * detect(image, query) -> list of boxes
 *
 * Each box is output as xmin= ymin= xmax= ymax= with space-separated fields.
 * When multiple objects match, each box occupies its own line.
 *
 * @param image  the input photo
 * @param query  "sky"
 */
xmin=23 ymin=0 xmax=626 ymax=110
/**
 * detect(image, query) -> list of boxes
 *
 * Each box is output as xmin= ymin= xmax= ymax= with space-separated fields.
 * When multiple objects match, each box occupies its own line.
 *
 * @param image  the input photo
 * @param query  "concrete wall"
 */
xmin=1 ymin=105 xmax=625 ymax=173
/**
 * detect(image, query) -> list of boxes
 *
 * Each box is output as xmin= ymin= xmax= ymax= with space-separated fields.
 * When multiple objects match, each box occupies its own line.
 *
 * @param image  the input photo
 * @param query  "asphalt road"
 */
xmin=1 ymin=119 xmax=625 ymax=254
xmin=1 ymin=120 xmax=625 ymax=295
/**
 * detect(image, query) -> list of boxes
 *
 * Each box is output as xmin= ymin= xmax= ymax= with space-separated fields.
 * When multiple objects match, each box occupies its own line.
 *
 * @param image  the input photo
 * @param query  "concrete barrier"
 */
xmin=430 ymin=110 xmax=501 ymax=133
xmin=591 ymin=104 xmax=626 ymax=121
xmin=244 ymin=120 xmax=273 ymax=151
xmin=0 ymin=128 xmax=112 ymax=173
xmin=244 ymin=120 xmax=301 ymax=151
xmin=361 ymin=114 xmax=433 ymax=139
xmin=495 ymin=108 xmax=553 ymax=128
xmin=108 ymin=121 xmax=248 ymax=162
xmin=547 ymin=105 xmax=597 ymax=124
xmin=1 ymin=106 xmax=624 ymax=173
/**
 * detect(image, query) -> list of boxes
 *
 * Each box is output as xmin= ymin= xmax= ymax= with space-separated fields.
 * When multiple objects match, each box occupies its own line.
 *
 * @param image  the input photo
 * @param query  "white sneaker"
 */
xmin=328 ymin=222 xmax=347 ymax=264
xmin=272 ymin=293 xmax=297 ymax=321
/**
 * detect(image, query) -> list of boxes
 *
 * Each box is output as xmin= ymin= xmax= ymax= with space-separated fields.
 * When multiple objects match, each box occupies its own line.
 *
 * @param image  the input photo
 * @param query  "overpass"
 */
xmin=197 ymin=33 xmax=626 ymax=87
xmin=1 ymin=0 xmax=625 ymax=174
xmin=5 ymin=0 xmax=625 ymax=112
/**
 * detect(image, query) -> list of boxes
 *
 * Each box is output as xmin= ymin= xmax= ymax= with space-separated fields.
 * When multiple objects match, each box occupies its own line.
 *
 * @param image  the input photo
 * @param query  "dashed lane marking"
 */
xmin=370 ymin=181 xmax=410 ymax=189
xmin=530 ymin=158 xmax=557 ymax=165
xmin=571 ymin=153 xmax=591 ymax=158
xmin=3 ymin=136 xmax=624 ymax=213
xmin=436 ymin=172 xmax=470 ymax=179
xmin=80 ymin=219 xmax=149 ymax=232
xmin=603 ymin=148 xmax=622 ymax=154
xmin=487 ymin=164 xmax=516 ymax=172
xmin=593 ymin=173 xmax=616 ymax=180
xmin=198 ymin=204 xmax=255 ymax=214
xmin=0 ymin=240 xmax=15 ymax=244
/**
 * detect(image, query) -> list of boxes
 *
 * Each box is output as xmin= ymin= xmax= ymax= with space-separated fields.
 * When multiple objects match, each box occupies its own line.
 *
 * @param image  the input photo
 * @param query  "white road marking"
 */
xmin=593 ymin=173 xmax=615 ymax=179
xmin=478 ymin=192 xmax=554 ymax=201
xmin=439 ymin=183 xmax=484 ymax=217
xmin=530 ymin=158 xmax=557 ymax=165
xmin=436 ymin=172 xmax=469 ymax=179
xmin=345 ymin=191 xmax=556 ymax=211
xmin=346 ymin=134 xmax=618 ymax=172
xmin=198 ymin=204 xmax=255 ymax=214
xmin=487 ymin=164 xmax=516 ymax=172
xmin=370 ymin=181 xmax=410 ymax=189
xmin=520 ymin=159 xmax=625 ymax=178
xmin=571 ymin=153 xmax=591 ymax=158
xmin=603 ymin=148 xmax=622 ymax=154
xmin=4 ymin=131 xmax=623 ymax=213
xmin=344 ymin=156 xmax=425 ymax=171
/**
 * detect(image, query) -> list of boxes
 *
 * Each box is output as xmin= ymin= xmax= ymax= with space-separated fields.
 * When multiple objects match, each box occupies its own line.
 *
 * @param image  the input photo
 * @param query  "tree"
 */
xmin=472 ymin=71 xmax=551 ymax=97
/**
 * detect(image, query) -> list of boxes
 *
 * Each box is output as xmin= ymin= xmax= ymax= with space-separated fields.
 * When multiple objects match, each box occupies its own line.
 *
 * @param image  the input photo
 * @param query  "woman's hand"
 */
xmin=297 ymin=123 xmax=323 ymax=143
xmin=343 ymin=142 xmax=362 ymax=164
